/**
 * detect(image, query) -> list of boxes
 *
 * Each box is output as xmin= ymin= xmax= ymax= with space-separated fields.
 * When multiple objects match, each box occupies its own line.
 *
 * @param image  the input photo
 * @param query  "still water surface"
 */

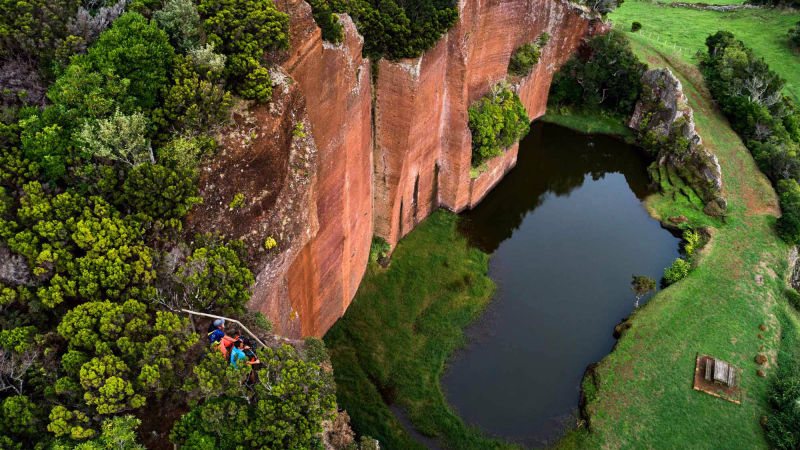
xmin=441 ymin=122 xmax=681 ymax=447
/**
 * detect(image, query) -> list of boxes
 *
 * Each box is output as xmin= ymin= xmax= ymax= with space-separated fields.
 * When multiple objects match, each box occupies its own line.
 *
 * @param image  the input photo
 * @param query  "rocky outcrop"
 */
xmin=630 ymin=68 xmax=726 ymax=214
xmin=191 ymin=0 xmax=604 ymax=338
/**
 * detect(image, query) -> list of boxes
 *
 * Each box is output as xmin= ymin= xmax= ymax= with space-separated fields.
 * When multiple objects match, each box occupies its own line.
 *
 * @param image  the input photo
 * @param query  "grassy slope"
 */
xmin=609 ymin=2 xmax=800 ymax=102
xmin=559 ymin=39 xmax=796 ymax=449
xmin=324 ymin=211 xmax=514 ymax=450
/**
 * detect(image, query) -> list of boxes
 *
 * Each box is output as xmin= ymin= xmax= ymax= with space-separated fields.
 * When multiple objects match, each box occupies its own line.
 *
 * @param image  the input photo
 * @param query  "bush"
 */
xmin=120 ymin=163 xmax=202 ymax=225
xmin=369 ymin=236 xmax=390 ymax=263
xmin=549 ymin=32 xmax=646 ymax=116
xmin=663 ymin=257 xmax=691 ymax=285
xmin=306 ymin=0 xmax=457 ymax=60
xmin=701 ymin=31 xmax=800 ymax=244
xmin=304 ymin=336 xmax=329 ymax=364
xmin=176 ymin=236 xmax=254 ymax=314
xmin=171 ymin=345 xmax=336 ymax=448
xmin=77 ymin=109 xmax=152 ymax=167
xmin=468 ymin=83 xmax=530 ymax=167
xmin=198 ymin=0 xmax=289 ymax=101
xmin=153 ymin=0 xmax=202 ymax=52
xmin=791 ymin=22 xmax=800 ymax=50
xmin=85 ymin=12 xmax=176 ymax=111
xmin=153 ymin=55 xmax=232 ymax=136
xmin=786 ymin=288 xmax=800 ymax=311
xmin=631 ymin=21 xmax=642 ymax=32
xmin=308 ymin=0 xmax=343 ymax=43
xmin=508 ymin=42 xmax=541 ymax=77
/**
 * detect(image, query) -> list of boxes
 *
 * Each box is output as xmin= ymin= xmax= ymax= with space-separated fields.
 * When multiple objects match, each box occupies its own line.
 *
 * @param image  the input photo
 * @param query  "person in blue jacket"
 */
xmin=229 ymin=339 xmax=247 ymax=368
xmin=207 ymin=319 xmax=225 ymax=344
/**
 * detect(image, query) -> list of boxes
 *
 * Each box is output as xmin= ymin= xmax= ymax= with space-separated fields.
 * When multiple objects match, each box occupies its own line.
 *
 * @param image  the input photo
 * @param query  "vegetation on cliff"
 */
xmin=468 ymin=83 xmax=530 ymax=168
xmin=0 ymin=0 xmax=332 ymax=446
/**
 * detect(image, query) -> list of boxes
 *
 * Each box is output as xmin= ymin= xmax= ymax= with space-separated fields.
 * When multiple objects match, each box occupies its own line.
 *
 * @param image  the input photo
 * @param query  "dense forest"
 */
xmin=0 ymin=0 xmax=345 ymax=446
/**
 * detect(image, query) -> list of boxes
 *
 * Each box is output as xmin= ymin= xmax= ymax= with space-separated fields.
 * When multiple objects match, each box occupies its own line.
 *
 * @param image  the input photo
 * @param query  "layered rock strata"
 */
xmin=191 ymin=0 xmax=604 ymax=338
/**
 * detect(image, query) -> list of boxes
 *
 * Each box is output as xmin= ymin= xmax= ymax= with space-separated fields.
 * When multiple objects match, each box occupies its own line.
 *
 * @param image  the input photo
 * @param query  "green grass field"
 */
xmin=324 ymin=212 xmax=514 ymax=449
xmin=557 ymin=38 xmax=799 ymax=449
xmin=609 ymin=2 xmax=800 ymax=102
xmin=540 ymin=107 xmax=636 ymax=140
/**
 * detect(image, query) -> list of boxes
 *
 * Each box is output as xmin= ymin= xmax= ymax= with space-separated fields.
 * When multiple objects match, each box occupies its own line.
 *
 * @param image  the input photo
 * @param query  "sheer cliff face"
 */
xmin=191 ymin=0 xmax=603 ymax=338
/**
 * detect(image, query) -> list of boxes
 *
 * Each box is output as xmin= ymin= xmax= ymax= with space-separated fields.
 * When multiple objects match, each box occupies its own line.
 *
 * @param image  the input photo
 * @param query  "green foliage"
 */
xmin=765 ymin=314 xmax=800 ymax=450
xmin=263 ymin=236 xmax=277 ymax=250
xmin=228 ymin=193 xmax=245 ymax=210
xmin=293 ymin=122 xmax=306 ymax=138
xmin=156 ymin=135 xmax=216 ymax=172
xmin=369 ymin=236 xmax=390 ymax=263
xmin=56 ymin=299 xmax=197 ymax=415
xmin=120 ymin=163 xmax=202 ymax=226
xmin=306 ymin=0 xmax=457 ymax=59
xmin=630 ymin=275 xmax=656 ymax=300
xmin=5 ymin=184 xmax=157 ymax=307
xmin=701 ymin=31 xmax=800 ymax=243
xmin=785 ymin=288 xmax=800 ymax=311
xmin=176 ymin=237 xmax=254 ymax=313
xmin=508 ymin=42 xmax=541 ymax=77
xmin=172 ymin=344 xmax=336 ymax=449
xmin=1 ymin=395 xmax=38 ymax=443
xmin=85 ymin=12 xmax=176 ymax=111
xmin=77 ymin=109 xmax=152 ymax=167
xmin=682 ymin=228 xmax=701 ymax=258
xmin=198 ymin=0 xmax=289 ymax=101
xmin=308 ymin=0 xmax=343 ymax=43
xmin=549 ymin=32 xmax=647 ymax=116
xmin=153 ymin=0 xmax=203 ymax=52
xmin=777 ymin=179 xmax=800 ymax=244
xmin=791 ymin=22 xmax=800 ymax=50
xmin=51 ymin=415 xmax=145 ymax=450
xmin=303 ymin=336 xmax=329 ymax=364
xmin=0 ymin=0 xmax=79 ymax=59
xmin=468 ymin=83 xmax=530 ymax=167
xmin=631 ymin=21 xmax=642 ymax=32
xmin=153 ymin=55 xmax=232 ymax=136
xmin=663 ymin=257 xmax=691 ymax=285
xmin=47 ymin=406 xmax=95 ymax=440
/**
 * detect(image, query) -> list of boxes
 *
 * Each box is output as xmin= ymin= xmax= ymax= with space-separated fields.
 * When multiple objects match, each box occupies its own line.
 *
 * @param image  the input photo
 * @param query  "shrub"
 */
xmin=468 ymin=83 xmax=530 ymax=167
xmin=549 ymin=32 xmax=647 ymax=116
xmin=85 ymin=12 xmax=175 ymax=110
xmin=229 ymin=193 xmax=245 ymax=209
xmin=791 ymin=22 xmax=800 ymax=49
xmin=307 ymin=0 xmax=343 ymax=43
xmin=304 ymin=336 xmax=329 ymax=364
xmin=176 ymin=236 xmax=254 ymax=314
xmin=153 ymin=55 xmax=232 ymax=136
xmin=663 ymin=257 xmax=691 ymax=285
xmin=306 ymin=0 xmax=457 ymax=60
xmin=153 ymin=0 xmax=202 ymax=52
xmin=786 ymin=288 xmax=800 ymax=311
xmin=198 ymin=0 xmax=289 ymax=101
xmin=508 ymin=42 xmax=541 ymax=77
xmin=120 ymin=163 xmax=202 ymax=225
xmin=369 ymin=236 xmax=390 ymax=263
xmin=701 ymin=32 xmax=800 ymax=244
xmin=171 ymin=345 xmax=336 ymax=448
xmin=77 ymin=109 xmax=153 ymax=167
xmin=156 ymin=135 xmax=216 ymax=171
xmin=631 ymin=21 xmax=642 ymax=32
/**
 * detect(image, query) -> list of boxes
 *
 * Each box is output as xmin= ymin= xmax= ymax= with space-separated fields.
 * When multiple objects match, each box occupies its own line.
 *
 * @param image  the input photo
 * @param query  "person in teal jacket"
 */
xmin=229 ymin=339 xmax=247 ymax=368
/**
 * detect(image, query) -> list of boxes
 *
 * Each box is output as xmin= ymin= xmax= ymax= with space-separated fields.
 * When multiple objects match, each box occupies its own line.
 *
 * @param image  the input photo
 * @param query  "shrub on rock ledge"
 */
xmin=468 ymin=83 xmax=530 ymax=168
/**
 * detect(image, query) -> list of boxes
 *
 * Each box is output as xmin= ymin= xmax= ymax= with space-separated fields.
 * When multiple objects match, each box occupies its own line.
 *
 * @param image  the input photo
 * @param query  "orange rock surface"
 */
xmin=195 ymin=0 xmax=604 ymax=338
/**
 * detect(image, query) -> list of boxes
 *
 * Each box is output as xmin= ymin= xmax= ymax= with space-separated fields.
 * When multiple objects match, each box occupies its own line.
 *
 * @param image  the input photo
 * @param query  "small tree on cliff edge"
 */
xmin=631 ymin=275 xmax=656 ymax=309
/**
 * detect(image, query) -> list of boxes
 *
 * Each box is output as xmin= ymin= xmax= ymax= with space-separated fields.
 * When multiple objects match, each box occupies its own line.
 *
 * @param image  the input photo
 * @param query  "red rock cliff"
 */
xmin=192 ymin=0 xmax=603 ymax=338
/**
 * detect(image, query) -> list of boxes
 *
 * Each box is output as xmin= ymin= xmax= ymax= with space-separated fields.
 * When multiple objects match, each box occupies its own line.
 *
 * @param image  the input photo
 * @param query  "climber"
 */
xmin=218 ymin=328 xmax=243 ymax=359
xmin=229 ymin=339 xmax=247 ymax=368
xmin=207 ymin=318 xmax=225 ymax=344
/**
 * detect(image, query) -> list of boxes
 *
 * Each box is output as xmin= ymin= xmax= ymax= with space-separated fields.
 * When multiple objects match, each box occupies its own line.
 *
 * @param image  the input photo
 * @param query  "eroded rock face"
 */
xmin=195 ymin=0 xmax=603 ymax=338
xmin=630 ymin=67 xmax=726 ymax=213
xmin=373 ymin=0 xmax=605 ymax=245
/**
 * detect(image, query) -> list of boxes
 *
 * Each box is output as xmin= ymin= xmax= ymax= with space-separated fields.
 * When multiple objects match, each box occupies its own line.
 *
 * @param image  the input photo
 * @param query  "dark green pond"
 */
xmin=441 ymin=121 xmax=681 ymax=447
